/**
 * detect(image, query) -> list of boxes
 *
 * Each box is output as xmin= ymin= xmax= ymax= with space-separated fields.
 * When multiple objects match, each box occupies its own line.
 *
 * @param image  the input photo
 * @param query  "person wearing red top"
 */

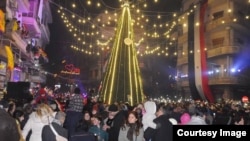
xmin=36 ymin=84 xmax=48 ymax=104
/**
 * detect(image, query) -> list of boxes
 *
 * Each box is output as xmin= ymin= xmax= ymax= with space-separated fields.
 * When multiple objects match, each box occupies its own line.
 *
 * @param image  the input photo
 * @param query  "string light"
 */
xmin=49 ymin=0 xmax=250 ymax=57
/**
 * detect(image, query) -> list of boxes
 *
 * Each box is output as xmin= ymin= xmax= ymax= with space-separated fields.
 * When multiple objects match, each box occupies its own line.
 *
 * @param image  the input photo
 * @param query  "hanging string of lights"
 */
xmin=49 ymin=0 xmax=250 ymax=58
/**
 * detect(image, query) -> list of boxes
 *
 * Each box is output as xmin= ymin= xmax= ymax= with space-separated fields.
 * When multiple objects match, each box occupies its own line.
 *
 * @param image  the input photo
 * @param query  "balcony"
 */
xmin=22 ymin=16 xmax=41 ymax=38
xmin=17 ymin=0 xmax=30 ymax=13
xmin=5 ymin=32 xmax=29 ymax=57
xmin=206 ymin=46 xmax=240 ymax=58
xmin=206 ymin=15 xmax=233 ymax=31
xmin=206 ymin=13 xmax=250 ymax=32
xmin=177 ymin=56 xmax=188 ymax=66
xmin=208 ymin=76 xmax=239 ymax=85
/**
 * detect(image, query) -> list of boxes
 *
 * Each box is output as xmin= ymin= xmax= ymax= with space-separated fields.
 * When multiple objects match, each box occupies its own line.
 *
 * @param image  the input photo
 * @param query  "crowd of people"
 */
xmin=0 ymin=86 xmax=250 ymax=141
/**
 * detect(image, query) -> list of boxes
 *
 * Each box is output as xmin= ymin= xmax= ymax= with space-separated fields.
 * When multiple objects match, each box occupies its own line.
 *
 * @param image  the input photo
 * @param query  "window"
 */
xmin=213 ymin=11 xmax=224 ymax=20
xmin=212 ymin=37 xmax=224 ymax=47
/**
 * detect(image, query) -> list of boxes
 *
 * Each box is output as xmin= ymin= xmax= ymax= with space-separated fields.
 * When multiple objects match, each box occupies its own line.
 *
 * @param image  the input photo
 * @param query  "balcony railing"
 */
xmin=178 ymin=75 xmax=242 ymax=87
xmin=22 ymin=17 xmax=41 ymax=38
xmin=206 ymin=46 xmax=240 ymax=58
xmin=5 ymin=32 xmax=28 ymax=56
xmin=206 ymin=13 xmax=250 ymax=31
xmin=208 ymin=76 xmax=239 ymax=85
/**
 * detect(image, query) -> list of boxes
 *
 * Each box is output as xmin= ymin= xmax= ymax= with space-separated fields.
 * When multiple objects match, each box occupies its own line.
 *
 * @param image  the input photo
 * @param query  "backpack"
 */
xmin=50 ymin=124 xmax=68 ymax=141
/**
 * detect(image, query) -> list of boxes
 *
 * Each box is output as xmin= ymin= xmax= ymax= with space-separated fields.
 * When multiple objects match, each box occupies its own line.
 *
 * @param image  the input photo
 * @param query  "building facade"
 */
xmin=0 ymin=0 xmax=52 ymax=98
xmin=175 ymin=0 xmax=250 ymax=102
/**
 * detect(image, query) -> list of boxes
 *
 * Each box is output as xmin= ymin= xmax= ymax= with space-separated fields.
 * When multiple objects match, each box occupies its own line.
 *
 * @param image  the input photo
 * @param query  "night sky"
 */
xmin=44 ymin=0 xmax=182 ymax=89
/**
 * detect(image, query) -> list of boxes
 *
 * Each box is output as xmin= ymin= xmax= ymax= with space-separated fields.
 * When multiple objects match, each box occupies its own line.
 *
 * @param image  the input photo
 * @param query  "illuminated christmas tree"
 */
xmin=99 ymin=2 xmax=144 ymax=105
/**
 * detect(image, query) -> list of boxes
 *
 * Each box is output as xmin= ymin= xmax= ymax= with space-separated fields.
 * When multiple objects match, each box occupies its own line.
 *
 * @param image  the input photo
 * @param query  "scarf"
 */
xmin=127 ymin=123 xmax=136 ymax=141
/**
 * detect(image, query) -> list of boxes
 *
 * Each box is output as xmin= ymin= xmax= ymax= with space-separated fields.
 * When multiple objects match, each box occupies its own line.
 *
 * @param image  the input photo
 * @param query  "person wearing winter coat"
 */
xmin=0 ymin=101 xmax=20 ymax=141
xmin=142 ymin=101 xmax=157 ymax=131
xmin=22 ymin=103 xmax=54 ymax=141
xmin=144 ymin=104 xmax=173 ymax=141
xmin=42 ymin=111 xmax=68 ymax=141
xmin=118 ymin=111 xmax=144 ymax=141
xmin=89 ymin=115 xmax=108 ymax=141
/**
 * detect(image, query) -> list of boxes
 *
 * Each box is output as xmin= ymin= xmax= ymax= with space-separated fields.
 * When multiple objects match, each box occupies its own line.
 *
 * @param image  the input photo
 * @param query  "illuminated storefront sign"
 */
xmin=60 ymin=64 xmax=80 ymax=75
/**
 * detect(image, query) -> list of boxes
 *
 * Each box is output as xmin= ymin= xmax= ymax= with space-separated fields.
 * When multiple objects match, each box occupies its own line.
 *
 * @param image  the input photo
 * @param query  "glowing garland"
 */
xmin=50 ymin=0 xmax=250 ymax=57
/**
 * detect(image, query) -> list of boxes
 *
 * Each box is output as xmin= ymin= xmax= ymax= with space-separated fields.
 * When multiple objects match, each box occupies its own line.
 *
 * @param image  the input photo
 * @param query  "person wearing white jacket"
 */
xmin=22 ymin=103 xmax=54 ymax=141
xmin=142 ymin=101 xmax=157 ymax=131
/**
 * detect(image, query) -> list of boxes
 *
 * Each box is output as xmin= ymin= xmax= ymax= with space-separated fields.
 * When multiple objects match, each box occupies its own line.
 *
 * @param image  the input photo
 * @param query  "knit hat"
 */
xmin=180 ymin=112 xmax=191 ymax=125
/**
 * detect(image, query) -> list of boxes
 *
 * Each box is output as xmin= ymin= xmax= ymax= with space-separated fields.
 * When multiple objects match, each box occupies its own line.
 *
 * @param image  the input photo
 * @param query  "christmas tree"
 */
xmin=99 ymin=2 xmax=144 ymax=105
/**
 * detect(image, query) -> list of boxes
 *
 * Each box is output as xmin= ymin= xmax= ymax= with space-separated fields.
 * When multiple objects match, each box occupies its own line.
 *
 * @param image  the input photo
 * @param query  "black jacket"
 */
xmin=107 ymin=110 xmax=127 ymax=141
xmin=42 ymin=122 xmax=68 ymax=141
xmin=70 ymin=131 xmax=96 ymax=141
xmin=144 ymin=115 xmax=173 ymax=141
xmin=0 ymin=109 xmax=20 ymax=141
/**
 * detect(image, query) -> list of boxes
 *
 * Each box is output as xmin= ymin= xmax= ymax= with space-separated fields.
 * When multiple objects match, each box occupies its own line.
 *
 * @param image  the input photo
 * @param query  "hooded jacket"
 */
xmin=142 ymin=101 xmax=157 ymax=130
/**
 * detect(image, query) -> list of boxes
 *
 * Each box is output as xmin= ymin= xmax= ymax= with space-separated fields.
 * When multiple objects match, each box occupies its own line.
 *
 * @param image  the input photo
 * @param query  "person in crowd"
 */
xmin=103 ymin=103 xmax=127 ymax=141
xmin=144 ymin=104 xmax=173 ymax=141
xmin=8 ymin=101 xmax=16 ymax=116
xmin=75 ymin=110 xmax=92 ymax=133
xmin=36 ymin=84 xmax=48 ymax=104
xmin=71 ymin=115 xmax=96 ymax=141
xmin=103 ymin=107 xmax=114 ymax=131
xmin=64 ymin=87 xmax=84 ymax=139
xmin=213 ymin=105 xmax=232 ymax=125
xmin=134 ymin=107 xmax=143 ymax=123
xmin=13 ymin=109 xmax=25 ymax=124
xmin=171 ymin=106 xmax=183 ymax=123
xmin=84 ymin=110 xmax=92 ymax=125
xmin=0 ymin=100 xmax=20 ymax=141
xmin=142 ymin=101 xmax=157 ymax=131
xmin=233 ymin=110 xmax=248 ymax=125
xmin=47 ymin=88 xmax=56 ymax=104
xmin=21 ymin=103 xmax=33 ymax=140
xmin=22 ymin=103 xmax=54 ymax=141
xmin=179 ymin=112 xmax=191 ymax=125
xmin=0 ymin=99 xmax=9 ymax=112
xmin=89 ymin=115 xmax=109 ymax=141
xmin=186 ymin=104 xmax=207 ymax=125
xmin=118 ymin=111 xmax=144 ymax=141
xmin=42 ymin=111 xmax=68 ymax=141
xmin=13 ymin=109 xmax=25 ymax=141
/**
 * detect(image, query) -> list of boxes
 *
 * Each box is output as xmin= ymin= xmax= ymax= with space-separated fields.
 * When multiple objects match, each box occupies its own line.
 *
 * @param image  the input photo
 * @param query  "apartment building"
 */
xmin=0 ymin=0 xmax=52 ymax=98
xmin=176 ymin=0 xmax=250 ymax=102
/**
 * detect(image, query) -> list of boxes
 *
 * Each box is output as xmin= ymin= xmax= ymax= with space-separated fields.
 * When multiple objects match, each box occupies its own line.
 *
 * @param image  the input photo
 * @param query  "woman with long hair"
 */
xmin=89 ymin=115 xmax=109 ymax=141
xmin=118 ymin=111 xmax=144 ymax=141
xmin=22 ymin=103 xmax=54 ymax=141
